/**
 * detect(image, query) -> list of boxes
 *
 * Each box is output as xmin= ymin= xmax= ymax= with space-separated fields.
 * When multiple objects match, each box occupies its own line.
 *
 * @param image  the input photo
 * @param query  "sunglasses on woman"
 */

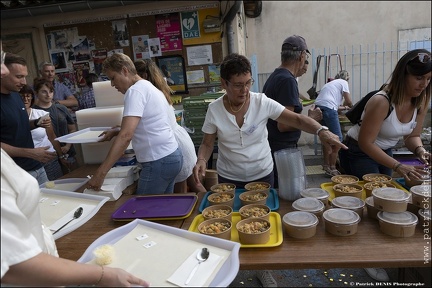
xmin=409 ymin=52 xmax=431 ymax=64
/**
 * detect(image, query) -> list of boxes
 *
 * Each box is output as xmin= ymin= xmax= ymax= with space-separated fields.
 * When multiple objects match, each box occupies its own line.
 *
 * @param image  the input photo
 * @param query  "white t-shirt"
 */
xmin=123 ymin=80 xmax=178 ymax=162
xmin=1 ymin=149 xmax=58 ymax=278
xmin=29 ymin=108 xmax=55 ymax=152
xmin=202 ymin=92 xmax=285 ymax=181
xmin=167 ymin=106 xmax=197 ymax=182
xmin=314 ymin=79 xmax=350 ymax=110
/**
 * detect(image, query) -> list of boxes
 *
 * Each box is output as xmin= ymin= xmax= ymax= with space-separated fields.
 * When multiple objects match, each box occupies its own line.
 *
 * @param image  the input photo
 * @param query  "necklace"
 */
xmin=228 ymin=96 xmax=246 ymax=113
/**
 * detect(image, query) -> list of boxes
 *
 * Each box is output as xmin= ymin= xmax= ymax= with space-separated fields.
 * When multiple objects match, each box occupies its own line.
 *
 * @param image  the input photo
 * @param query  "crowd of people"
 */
xmin=1 ymin=35 xmax=430 ymax=286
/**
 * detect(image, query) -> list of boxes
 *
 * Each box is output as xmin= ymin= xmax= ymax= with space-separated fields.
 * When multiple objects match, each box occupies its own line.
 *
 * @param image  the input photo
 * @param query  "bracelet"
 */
xmin=414 ymin=145 xmax=425 ymax=156
xmin=394 ymin=163 xmax=402 ymax=171
xmin=197 ymin=158 xmax=207 ymax=164
xmin=93 ymin=265 xmax=104 ymax=287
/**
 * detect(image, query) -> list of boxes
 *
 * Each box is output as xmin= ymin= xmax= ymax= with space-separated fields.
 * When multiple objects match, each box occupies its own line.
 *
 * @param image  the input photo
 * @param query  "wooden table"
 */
xmin=56 ymin=165 xmax=431 ymax=271
xmin=182 ymin=192 xmax=431 ymax=270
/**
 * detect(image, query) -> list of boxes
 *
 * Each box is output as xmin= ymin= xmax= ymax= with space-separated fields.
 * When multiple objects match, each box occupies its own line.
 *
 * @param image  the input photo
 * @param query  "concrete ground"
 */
xmin=228 ymin=144 xmax=401 ymax=287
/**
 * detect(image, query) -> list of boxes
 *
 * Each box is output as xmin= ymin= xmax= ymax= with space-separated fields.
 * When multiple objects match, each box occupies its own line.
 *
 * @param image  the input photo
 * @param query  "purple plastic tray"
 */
xmin=112 ymin=195 xmax=198 ymax=221
xmin=398 ymin=158 xmax=423 ymax=166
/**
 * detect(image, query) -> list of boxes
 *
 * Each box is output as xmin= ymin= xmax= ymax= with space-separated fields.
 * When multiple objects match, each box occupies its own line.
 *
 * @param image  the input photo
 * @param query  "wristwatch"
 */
xmin=316 ymin=126 xmax=329 ymax=135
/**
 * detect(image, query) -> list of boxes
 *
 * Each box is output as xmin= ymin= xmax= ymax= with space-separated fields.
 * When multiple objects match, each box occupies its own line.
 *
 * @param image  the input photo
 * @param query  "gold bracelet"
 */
xmin=198 ymin=158 xmax=207 ymax=164
xmin=93 ymin=265 xmax=104 ymax=287
xmin=414 ymin=145 xmax=425 ymax=156
xmin=394 ymin=163 xmax=402 ymax=171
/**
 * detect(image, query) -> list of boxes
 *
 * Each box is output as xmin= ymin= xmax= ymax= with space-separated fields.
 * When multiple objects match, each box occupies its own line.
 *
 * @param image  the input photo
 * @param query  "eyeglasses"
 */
xmin=226 ymin=78 xmax=254 ymax=90
xmin=409 ymin=52 xmax=431 ymax=64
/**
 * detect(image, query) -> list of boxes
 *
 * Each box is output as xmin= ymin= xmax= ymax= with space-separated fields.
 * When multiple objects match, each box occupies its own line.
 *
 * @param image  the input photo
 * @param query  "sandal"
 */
xmin=323 ymin=165 xmax=341 ymax=177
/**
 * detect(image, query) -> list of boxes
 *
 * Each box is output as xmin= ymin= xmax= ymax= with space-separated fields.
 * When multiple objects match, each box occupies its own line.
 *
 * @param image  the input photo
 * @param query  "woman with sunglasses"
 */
xmin=19 ymin=84 xmax=67 ymax=180
xmin=193 ymin=53 xmax=346 ymax=190
xmin=339 ymin=49 xmax=431 ymax=179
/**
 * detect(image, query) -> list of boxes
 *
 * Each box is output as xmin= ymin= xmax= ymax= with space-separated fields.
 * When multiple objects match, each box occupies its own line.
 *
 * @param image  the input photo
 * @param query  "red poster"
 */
xmin=156 ymin=13 xmax=182 ymax=52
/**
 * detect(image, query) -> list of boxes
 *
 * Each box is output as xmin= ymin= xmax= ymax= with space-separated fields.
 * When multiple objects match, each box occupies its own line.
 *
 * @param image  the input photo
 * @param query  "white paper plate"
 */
xmin=39 ymin=188 xmax=110 ymax=240
xmin=55 ymin=127 xmax=113 ymax=143
xmin=77 ymin=219 xmax=240 ymax=287
xmin=39 ymin=178 xmax=89 ymax=191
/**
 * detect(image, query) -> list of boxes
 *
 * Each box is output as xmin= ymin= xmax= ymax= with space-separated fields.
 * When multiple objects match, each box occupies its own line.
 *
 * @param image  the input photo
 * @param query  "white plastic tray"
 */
xmin=39 ymin=188 xmax=110 ymax=240
xmin=77 ymin=219 xmax=240 ymax=287
xmin=39 ymin=178 xmax=89 ymax=191
xmin=55 ymin=127 xmax=113 ymax=143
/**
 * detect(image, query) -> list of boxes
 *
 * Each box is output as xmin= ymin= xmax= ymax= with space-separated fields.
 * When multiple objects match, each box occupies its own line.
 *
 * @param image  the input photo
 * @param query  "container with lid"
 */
xmin=331 ymin=196 xmax=365 ymax=218
xmin=333 ymin=183 xmax=363 ymax=199
xmin=410 ymin=184 xmax=431 ymax=209
xmin=283 ymin=211 xmax=319 ymax=239
xmin=323 ymin=208 xmax=361 ymax=236
xmin=292 ymin=197 xmax=325 ymax=218
xmin=300 ymin=188 xmax=330 ymax=206
xmin=377 ymin=211 xmax=418 ymax=238
xmin=363 ymin=181 xmax=396 ymax=198
xmin=372 ymin=187 xmax=410 ymax=212
xmin=365 ymin=196 xmax=380 ymax=220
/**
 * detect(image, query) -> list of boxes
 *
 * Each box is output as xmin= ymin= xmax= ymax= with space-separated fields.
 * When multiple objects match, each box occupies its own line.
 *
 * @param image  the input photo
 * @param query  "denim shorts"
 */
xmin=27 ymin=166 xmax=49 ymax=185
xmin=339 ymin=136 xmax=392 ymax=178
xmin=316 ymin=105 xmax=343 ymax=141
xmin=136 ymin=148 xmax=183 ymax=195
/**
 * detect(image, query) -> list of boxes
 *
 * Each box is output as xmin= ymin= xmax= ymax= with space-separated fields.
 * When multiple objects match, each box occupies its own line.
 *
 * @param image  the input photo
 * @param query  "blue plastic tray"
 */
xmin=199 ymin=188 xmax=279 ymax=212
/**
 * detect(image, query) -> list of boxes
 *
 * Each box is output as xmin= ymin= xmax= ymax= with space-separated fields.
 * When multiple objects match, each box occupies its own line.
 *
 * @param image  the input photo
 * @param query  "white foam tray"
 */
xmin=77 ymin=219 xmax=240 ymax=287
xmin=39 ymin=188 xmax=110 ymax=240
xmin=39 ymin=178 xmax=89 ymax=191
xmin=55 ymin=127 xmax=113 ymax=143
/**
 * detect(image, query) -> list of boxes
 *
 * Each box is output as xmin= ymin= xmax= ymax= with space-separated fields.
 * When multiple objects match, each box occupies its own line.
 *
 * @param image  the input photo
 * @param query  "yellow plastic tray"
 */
xmin=188 ymin=212 xmax=283 ymax=248
xmin=321 ymin=180 xmax=408 ymax=201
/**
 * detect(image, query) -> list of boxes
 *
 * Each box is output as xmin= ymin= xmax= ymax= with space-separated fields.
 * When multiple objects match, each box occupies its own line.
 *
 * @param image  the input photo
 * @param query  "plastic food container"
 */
xmin=210 ymin=183 xmax=236 ymax=194
xmin=238 ymin=191 xmax=268 ymax=206
xmin=292 ymin=197 xmax=325 ymax=218
xmin=410 ymin=185 xmax=431 ymax=209
xmin=362 ymin=173 xmax=392 ymax=183
xmin=363 ymin=181 xmax=396 ymax=198
xmin=333 ymin=183 xmax=363 ymax=199
xmin=282 ymin=211 xmax=319 ymax=239
xmin=244 ymin=181 xmax=271 ymax=195
xmin=377 ymin=211 xmax=418 ymax=238
xmin=207 ymin=192 xmax=235 ymax=208
xmin=331 ymin=175 xmax=359 ymax=185
xmin=323 ymin=208 xmax=361 ymax=236
xmin=365 ymin=196 xmax=380 ymax=220
xmin=239 ymin=204 xmax=271 ymax=221
xmin=202 ymin=205 xmax=233 ymax=221
xmin=198 ymin=218 xmax=232 ymax=240
xmin=300 ymin=188 xmax=330 ymax=206
xmin=236 ymin=218 xmax=271 ymax=244
xmin=331 ymin=196 xmax=365 ymax=218
xmin=372 ymin=187 xmax=410 ymax=212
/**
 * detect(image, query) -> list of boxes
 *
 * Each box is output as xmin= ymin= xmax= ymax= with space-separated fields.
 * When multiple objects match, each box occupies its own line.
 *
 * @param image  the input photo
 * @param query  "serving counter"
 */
xmin=55 ymin=165 xmax=430 ymax=271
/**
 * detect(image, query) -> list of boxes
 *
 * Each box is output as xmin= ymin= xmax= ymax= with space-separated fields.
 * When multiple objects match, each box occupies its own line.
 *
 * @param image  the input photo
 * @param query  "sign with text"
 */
xmin=181 ymin=11 xmax=200 ymax=39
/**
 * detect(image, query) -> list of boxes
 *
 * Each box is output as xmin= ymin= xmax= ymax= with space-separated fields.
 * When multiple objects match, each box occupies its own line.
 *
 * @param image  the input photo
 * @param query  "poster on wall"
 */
xmin=156 ymin=55 xmax=188 ymax=94
xmin=186 ymin=69 xmax=205 ymax=84
xmin=49 ymin=49 xmax=68 ymax=72
xmin=155 ymin=13 xmax=182 ymax=52
xmin=148 ymin=38 xmax=162 ymax=57
xmin=73 ymin=37 xmax=91 ymax=62
xmin=132 ymin=35 xmax=150 ymax=60
xmin=181 ymin=7 xmax=222 ymax=46
xmin=186 ymin=45 xmax=213 ymax=66
xmin=208 ymin=64 xmax=221 ymax=83
xmin=180 ymin=11 xmax=200 ymax=40
xmin=56 ymin=71 xmax=77 ymax=94
xmin=112 ymin=20 xmax=130 ymax=47
xmin=91 ymin=49 xmax=108 ymax=76
xmin=46 ymin=27 xmax=79 ymax=50
xmin=73 ymin=62 xmax=90 ymax=88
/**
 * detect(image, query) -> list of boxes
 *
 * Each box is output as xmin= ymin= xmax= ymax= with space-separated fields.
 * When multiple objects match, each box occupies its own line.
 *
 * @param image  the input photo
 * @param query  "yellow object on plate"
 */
xmin=321 ymin=180 xmax=408 ymax=201
xmin=188 ymin=212 xmax=283 ymax=248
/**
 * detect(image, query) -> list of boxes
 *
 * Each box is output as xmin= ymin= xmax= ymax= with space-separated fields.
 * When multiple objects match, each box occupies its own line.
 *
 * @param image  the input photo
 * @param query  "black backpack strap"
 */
xmin=358 ymin=92 xmax=392 ymax=126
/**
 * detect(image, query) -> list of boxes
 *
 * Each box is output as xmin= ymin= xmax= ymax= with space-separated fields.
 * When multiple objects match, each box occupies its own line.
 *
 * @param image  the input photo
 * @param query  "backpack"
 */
xmin=345 ymin=91 xmax=393 ymax=125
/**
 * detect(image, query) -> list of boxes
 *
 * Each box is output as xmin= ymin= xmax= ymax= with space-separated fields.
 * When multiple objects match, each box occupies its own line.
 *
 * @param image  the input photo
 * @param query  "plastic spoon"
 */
xmin=53 ymin=207 xmax=83 ymax=235
xmin=184 ymin=248 xmax=210 ymax=285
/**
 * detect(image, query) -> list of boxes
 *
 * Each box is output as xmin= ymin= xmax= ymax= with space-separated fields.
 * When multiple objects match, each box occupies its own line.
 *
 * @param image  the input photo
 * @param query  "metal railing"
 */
xmin=258 ymin=41 xmax=431 ymax=102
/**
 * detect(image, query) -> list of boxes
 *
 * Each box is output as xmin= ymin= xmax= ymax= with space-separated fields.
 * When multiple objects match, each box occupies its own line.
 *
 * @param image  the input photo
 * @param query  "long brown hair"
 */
xmin=134 ymin=59 xmax=173 ymax=105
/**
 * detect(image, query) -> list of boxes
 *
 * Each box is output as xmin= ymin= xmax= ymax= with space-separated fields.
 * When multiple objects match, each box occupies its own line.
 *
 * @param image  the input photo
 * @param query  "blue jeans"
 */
xmin=136 ymin=148 xmax=183 ymax=195
xmin=27 ymin=166 xmax=49 ymax=185
xmin=339 ymin=136 xmax=393 ymax=178
xmin=317 ymin=105 xmax=343 ymax=141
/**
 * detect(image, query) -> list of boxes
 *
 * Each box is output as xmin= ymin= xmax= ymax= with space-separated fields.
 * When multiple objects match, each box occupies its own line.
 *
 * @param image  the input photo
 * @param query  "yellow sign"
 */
xmin=182 ymin=7 xmax=221 ymax=46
